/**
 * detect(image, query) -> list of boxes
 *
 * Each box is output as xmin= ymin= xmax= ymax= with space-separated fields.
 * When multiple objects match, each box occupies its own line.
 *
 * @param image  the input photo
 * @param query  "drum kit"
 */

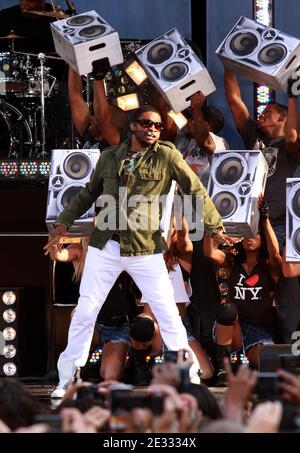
xmin=0 ymin=27 xmax=62 ymax=159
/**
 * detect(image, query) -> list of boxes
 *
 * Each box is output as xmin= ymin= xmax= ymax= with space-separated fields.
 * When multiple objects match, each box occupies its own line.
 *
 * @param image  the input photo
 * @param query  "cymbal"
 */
xmin=0 ymin=32 xmax=28 ymax=40
xmin=29 ymin=10 xmax=67 ymax=19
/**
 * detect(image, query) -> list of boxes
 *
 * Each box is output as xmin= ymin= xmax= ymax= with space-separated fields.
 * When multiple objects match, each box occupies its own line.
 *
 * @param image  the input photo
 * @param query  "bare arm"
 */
xmin=282 ymin=247 xmax=300 ymax=277
xmin=203 ymin=233 xmax=227 ymax=265
xmin=92 ymin=79 xmax=122 ymax=145
xmin=224 ymin=67 xmax=250 ymax=131
xmin=68 ymin=67 xmax=91 ymax=136
xmin=285 ymin=97 xmax=300 ymax=153
xmin=152 ymin=91 xmax=177 ymax=141
xmin=49 ymin=243 xmax=82 ymax=263
xmin=262 ymin=218 xmax=282 ymax=283
xmin=190 ymin=91 xmax=215 ymax=155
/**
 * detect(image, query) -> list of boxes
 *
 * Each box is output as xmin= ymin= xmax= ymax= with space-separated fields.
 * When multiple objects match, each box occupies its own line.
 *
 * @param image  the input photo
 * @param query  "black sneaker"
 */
xmin=132 ymin=363 xmax=152 ymax=387
xmin=214 ymin=369 xmax=228 ymax=387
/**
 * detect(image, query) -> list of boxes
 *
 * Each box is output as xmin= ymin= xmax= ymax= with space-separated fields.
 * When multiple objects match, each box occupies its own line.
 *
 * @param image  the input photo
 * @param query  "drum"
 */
xmin=22 ymin=67 xmax=56 ymax=98
xmin=0 ymin=101 xmax=32 ymax=158
xmin=0 ymin=52 xmax=28 ymax=95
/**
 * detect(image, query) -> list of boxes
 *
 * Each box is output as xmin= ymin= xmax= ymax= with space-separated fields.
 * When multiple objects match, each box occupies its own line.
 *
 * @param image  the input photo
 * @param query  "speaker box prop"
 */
xmin=216 ymin=16 xmax=300 ymax=94
xmin=51 ymin=10 xmax=124 ymax=75
xmin=286 ymin=178 xmax=300 ymax=261
xmin=46 ymin=149 xmax=100 ymax=236
xmin=259 ymin=344 xmax=294 ymax=371
xmin=135 ymin=28 xmax=215 ymax=112
xmin=207 ymin=150 xmax=268 ymax=237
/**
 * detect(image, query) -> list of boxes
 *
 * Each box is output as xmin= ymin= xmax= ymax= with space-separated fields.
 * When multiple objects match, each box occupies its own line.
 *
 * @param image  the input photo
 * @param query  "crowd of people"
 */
xmin=2 ymin=0 xmax=300 ymax=436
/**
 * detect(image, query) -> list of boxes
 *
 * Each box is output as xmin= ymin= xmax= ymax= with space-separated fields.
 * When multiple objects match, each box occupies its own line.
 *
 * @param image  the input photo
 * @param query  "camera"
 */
xmin=254 ymin=372 xmax=281 ymax=400
xmin=110 ymin=388 xmax=165 ymax=415
xmin=163 ymin=350 xmax=178 ymax=363
xmin=77 ymin=384 xmax=105 ymax=403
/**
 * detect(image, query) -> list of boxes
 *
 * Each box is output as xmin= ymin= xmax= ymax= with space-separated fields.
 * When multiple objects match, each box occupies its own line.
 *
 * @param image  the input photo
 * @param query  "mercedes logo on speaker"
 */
xmin=262 ymin=29 xmax=277 ymax=41
xmin=177 ymin=47 xmax=191 ymax=59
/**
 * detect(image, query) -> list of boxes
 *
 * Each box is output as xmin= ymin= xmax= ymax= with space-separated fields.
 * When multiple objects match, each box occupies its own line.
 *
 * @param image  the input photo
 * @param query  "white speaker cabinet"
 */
xmin=286 ymin=178 xmax=300 ymax=261
xmin=216 ymin=16 xmax=300 ymax=94
xmin=51 ymin=10 xmax=124 ymax=75
xmin=135 ymin=28 xmax=216 ymax=112
xmin=207 ymin=150 xmax=268 ymax=237
xmin=46 ymin=149 xmax=100 ymax=236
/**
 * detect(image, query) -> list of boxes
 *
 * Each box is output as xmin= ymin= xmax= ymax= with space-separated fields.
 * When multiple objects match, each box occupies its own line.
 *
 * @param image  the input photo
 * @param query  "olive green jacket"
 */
xmin=56 ymin=139 xmax=224 ymax=256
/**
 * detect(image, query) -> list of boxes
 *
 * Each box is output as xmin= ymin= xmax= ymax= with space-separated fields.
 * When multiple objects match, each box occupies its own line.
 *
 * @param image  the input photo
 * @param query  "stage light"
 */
xmin=0 ymin=161 xmax=18 ymax=177
xmin=3 ymin=362 xmax=17 ymax=376
xmin=3 ymin=327 xmax=16 ymax=341
xmin=116 ymin=93 xmax=139 ymax=111
xmin=3 ymin=345 xmax=16 ymax=359
xmin=254 ymin=0 xmax=274 ymax=118
xmin=2 ymin=291 xmax=16 ymax=305
xmin=39 ymin=161 xmax=51 ymax=176
xmin=125 ymin=60 xmax=148 ymax=85
xmin=19 ymin=161 xmax=38 ymax=176
xmin=3 ymin=309 xmax=16 ymax=323
xmin=167 ymin=110 xmax=188 ymax=129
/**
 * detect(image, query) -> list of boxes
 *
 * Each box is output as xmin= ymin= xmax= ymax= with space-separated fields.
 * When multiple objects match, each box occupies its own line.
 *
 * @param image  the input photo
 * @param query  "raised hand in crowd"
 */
xmin=224 ymin=358 xmax=257 ymax=424
xmin=277 ymin=369 xmax=300 ymax=406
xmin=245 ymin=401 xmax=283 ymax=433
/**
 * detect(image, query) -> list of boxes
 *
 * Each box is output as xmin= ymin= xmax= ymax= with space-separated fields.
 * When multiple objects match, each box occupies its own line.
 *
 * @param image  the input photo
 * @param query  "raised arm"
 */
xmin=282 ymin=247 xmax=300 ymax=277
xmin=259 ymin=198 xmax=282 ymax=283
xmin=203 ymin=232 xmax=227 ymax=265
xmin=68 ymin=67 xmax=91 ymax=136
xmin=285 ymin=80 xmax=300 ymax=153
xmin=190 ymin=91 xmax=216 ymax=155
xmin=152 ymin=91 xmax=178 ymax=141
xmin=224 ymin=67 xmax=250 ymax=131
xmin=92 ymin=78 xmax=123 ymax=145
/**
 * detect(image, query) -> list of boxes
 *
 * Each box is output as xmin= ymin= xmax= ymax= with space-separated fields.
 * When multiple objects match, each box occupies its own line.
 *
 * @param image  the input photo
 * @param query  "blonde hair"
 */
xmin=72 ymin=236 xmax=90 ymax=283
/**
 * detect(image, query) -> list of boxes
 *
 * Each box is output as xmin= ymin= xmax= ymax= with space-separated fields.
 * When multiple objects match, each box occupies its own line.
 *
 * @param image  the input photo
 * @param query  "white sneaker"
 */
xmin=189 ymin=362 xmax=201 ymax=385
xmin=51 ymin=381 xmax=70 ymax=399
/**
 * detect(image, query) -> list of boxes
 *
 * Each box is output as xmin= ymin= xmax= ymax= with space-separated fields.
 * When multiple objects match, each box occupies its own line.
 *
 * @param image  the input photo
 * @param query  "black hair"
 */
xmin=130 ymin=315 xmax=155 ymax=342
xmin=183 ymin=104 xmax=225 ymax=134
xmin=234 ymin=219 xmax=269 ymax=265
xmin=132 ymin=105 xmax=162 ymax=122
xmin=201 ymin=105 xmax=225 ymax=134
xmin=187 ymin=383 xmax=222 ymax=420
xmin=267 ymin=101 xmax=288 ymax=116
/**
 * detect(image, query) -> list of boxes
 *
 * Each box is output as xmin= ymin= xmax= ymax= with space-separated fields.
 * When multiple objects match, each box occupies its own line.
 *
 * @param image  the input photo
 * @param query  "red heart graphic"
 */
xmin=245 ymin=274 xmax=259 ymax=287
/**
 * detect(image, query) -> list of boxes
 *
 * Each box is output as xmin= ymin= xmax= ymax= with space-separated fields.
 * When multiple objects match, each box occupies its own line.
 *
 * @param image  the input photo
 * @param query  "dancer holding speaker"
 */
xmin=204 ymin=198 xmax=282 ymax=385
xmin=224 ymin=67 xmax=300 ymax=343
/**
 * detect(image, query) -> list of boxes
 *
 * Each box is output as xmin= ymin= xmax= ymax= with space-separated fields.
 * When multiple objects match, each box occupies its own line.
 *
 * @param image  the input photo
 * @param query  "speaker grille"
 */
xmin=292 ymin=189 xmax=300 ymax=218
xmin=215 ymin=157 xmax=244 ymax=185
xmin=161 ymin=62 xmax=188 ymax=81
xmin=147 ymin=42 xmax=174 ymax=64
xmin=292 ymin=228 xmax=300 ymax=254
xmin=213 ymin=192 xmax=238 ymax=218
xmin=258 ymin=44 xmax=287 ymax=65
xmin=78 ymin=25 xmax=107 ymax=39
xmin=63 ymin=153 xmax=91 ymax=179
xmin=66 ymin=15 xmax=94 ymax=27
xmin=229 ymin=32 xmax=258 ymax=56
xmin=60 ymin=186 xmax=83 ymax=210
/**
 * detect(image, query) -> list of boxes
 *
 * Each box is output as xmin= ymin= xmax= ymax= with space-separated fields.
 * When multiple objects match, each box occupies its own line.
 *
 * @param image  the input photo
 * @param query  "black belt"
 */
xmin=99 ymin=314 xmax=128 ymax=327
xmin=111 ymin=231 xmax=121 ymax=243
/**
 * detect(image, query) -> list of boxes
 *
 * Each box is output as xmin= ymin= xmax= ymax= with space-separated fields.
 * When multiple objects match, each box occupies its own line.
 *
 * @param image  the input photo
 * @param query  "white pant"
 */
xmin=58 ymin=240 xmax=190 ymax=375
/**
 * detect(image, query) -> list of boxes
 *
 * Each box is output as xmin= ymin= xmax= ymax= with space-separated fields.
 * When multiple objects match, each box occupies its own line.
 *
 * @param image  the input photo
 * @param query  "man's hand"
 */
xmin=287 ymin=73 xmax=300 ymax=98
xmin=190 ymin=91 xmax=206 ymax=110
xmin=43 ymin=224 xmax=68 ymax=256
xmin=277 ymin=369 xmax=300 ymax=406
xmin=212 ymin=229 xmax=242 ymax=247
xmin=246 ymin=401 xmax=282 ymax=433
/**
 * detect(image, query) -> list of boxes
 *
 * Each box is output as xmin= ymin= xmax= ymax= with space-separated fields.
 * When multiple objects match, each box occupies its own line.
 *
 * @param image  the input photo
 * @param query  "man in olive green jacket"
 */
xmin=47 ymin=105 xmax=232 ymax=398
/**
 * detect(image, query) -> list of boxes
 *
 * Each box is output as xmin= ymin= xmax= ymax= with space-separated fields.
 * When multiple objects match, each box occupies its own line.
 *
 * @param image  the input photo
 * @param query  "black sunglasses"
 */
xmin=136 ymin=118 xmax=164 ymax=131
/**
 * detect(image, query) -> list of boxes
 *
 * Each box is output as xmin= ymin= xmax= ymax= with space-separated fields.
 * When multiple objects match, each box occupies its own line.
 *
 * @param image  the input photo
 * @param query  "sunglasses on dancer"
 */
xmin=136 ymin=118 xmax=164 ymax=131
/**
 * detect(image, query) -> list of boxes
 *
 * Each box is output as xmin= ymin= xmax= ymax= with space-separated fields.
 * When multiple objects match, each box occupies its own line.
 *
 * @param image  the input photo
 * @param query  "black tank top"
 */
xmin=228 ymin=261 xmax=274 ymax=327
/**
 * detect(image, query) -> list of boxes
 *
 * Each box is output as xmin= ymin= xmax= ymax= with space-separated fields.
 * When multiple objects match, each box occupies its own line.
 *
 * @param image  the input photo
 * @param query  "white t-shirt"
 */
xmin=175 ymin=132 xmax=228 ymax=187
